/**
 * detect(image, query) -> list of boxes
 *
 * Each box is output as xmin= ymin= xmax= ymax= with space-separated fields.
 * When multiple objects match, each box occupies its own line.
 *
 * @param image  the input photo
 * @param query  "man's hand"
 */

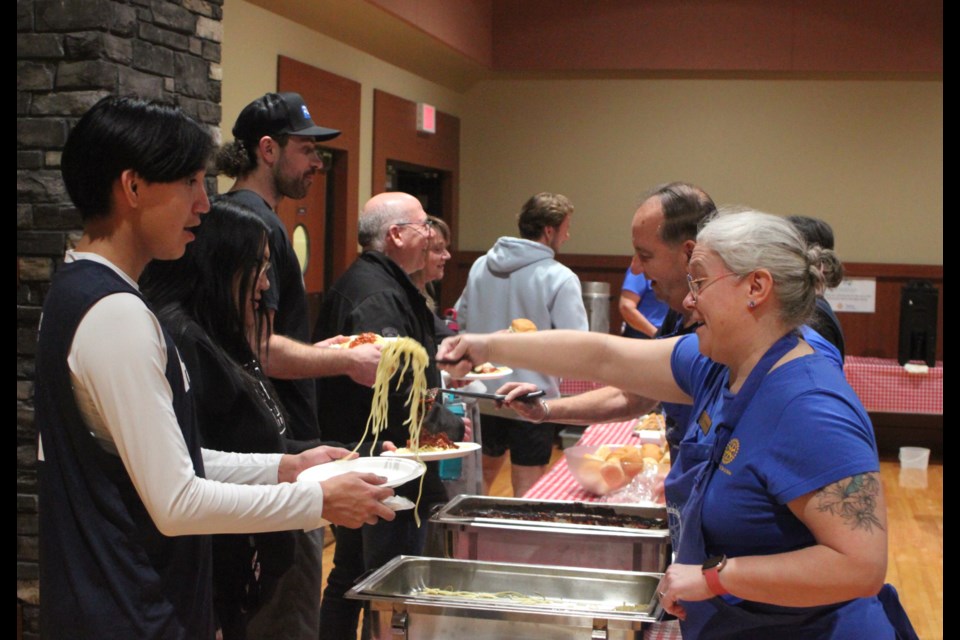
xmin=314 ymin=335 xmax=350 ymax=349
xmin=436 ymin=334 xmax=488 ymax=378
xmin=495 ymin=382 xmax=547 ymax=421
xmin=277 ymin=445 xmax=357 ymax=483
xmin=346 ymin=343 xmax=382 ymax=387
xmin=461 ymin=417 xmax=474 ymax=442
xmin=320 ymin=472 xmax=397 ymax=527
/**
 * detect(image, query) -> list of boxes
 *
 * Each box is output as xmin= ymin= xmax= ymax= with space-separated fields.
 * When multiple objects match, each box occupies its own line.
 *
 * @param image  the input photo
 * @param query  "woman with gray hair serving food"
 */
xmin=437 ymin=209 xmax=903 ymax=639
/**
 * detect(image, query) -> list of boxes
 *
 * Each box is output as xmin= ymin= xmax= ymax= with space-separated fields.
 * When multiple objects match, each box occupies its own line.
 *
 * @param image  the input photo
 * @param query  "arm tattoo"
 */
xmin=815 ymin=473 xmax=884 ymax=533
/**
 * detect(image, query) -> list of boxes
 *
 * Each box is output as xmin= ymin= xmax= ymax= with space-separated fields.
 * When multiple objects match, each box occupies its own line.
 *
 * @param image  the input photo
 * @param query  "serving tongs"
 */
xmin=434 ymin=388 xmax=545 ymax=402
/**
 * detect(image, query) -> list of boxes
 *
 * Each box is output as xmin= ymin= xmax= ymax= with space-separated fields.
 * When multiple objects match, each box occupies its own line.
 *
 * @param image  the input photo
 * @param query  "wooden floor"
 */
xmin=322 ymin=449 xmax=943 ymax=639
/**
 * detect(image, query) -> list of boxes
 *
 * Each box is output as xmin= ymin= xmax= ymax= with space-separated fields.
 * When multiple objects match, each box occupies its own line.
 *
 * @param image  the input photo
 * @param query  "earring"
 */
xmin=748 ymin=300 xmax=756 ymax=309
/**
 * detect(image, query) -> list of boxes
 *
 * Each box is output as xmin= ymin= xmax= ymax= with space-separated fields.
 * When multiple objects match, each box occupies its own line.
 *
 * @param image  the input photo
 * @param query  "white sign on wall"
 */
xmin=825 ymin=277 xmax=876 ymax=313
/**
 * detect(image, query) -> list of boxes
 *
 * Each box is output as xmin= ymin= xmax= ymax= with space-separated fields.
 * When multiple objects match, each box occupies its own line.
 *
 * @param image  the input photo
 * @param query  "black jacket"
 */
xmin=314 ymin=251 xmax=446 ymax=504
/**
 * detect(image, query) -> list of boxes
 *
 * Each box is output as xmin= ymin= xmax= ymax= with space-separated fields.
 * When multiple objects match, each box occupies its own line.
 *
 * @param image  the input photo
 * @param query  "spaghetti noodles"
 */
xmin=354 ymin=337 xmax=430 ymax=524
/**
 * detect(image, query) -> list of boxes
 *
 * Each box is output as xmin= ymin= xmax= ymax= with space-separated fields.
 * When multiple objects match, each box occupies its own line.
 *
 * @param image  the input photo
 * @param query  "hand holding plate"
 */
xmin=320 ymin=472 xmax=396 ymax=527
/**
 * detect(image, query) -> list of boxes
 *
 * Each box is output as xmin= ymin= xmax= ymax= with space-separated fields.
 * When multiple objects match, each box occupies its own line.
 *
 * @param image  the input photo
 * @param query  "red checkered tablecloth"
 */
xmin=558 ymin=378 xmax=607 ymax=396
xmin=645 ymin=621 xmax=682 ymax=640
xmin=524 ymin=420 xmax=639 ymax=502
xmin=525 ymin=420 xmax=681 ymax=640
xmin=843 ymin=357 xmax=943 ymax=415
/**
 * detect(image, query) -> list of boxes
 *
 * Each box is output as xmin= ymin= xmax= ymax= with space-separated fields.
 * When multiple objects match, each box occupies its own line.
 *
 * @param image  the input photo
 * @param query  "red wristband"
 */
xmin=702 ymin=555 xmax=729 ymax=596
xmin=703 ymin=566 xmax=729 ymax=596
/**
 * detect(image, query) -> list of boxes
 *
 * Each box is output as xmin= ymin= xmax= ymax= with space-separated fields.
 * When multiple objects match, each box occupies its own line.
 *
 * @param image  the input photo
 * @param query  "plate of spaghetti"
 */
xmin=383 ymin=438 xmax=481 ymax=461
xmin=329 ymin=332 xmax=395 ymax=349
xmin=296 ymin=456 xmax=424 ymax=488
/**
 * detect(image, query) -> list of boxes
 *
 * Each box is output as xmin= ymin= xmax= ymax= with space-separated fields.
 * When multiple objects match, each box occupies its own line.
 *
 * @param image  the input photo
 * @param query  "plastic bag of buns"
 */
xmin=566 ymin=442 xmax=667 ymax=496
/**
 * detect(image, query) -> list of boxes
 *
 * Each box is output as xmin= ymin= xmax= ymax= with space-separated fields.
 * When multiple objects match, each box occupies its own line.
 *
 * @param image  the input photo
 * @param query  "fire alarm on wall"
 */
xmin=417 ymin=102 xmax=436 ymax=134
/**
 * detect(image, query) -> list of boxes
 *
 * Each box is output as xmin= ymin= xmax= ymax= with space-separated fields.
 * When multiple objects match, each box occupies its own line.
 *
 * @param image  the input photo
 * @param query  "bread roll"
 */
xmin=640 ymin=443 xmax=663 ymax=462
xmin=509 ymin=318 xmax=537 ymax=333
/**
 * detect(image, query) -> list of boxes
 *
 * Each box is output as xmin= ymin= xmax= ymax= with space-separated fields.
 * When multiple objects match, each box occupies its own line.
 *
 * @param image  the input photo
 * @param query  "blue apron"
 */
xmin=664 ymin=333 xmax=904 ymax=639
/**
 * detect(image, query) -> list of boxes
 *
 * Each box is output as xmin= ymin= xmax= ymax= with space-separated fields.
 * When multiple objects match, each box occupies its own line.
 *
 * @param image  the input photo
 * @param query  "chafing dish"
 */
xmin=429 ymin=495 xmax=670 ymax=572
xmin=347 ymin=555 xmax=663 ymax=640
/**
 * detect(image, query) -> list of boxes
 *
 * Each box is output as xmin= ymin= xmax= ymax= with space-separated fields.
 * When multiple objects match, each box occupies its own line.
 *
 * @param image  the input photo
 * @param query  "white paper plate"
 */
xmin=463 ymin=366 xmax=512 ymax=380
xmin=328 ymin=335 xmax=397 ymax=349
xmin=296 ymin=456 xmax=424 ymax=488
xmin=326 ymin=335 xmax=364 ymax=349
xmin=381 ymin=441 xmax=481 ymax=461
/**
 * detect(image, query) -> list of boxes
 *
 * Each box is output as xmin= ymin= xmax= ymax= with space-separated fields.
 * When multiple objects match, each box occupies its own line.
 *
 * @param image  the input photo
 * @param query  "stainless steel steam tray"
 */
xmin=434 ymin=494 xmax=668 ymax=533
xmin=347 ymin=556 xmax=663 ymax=639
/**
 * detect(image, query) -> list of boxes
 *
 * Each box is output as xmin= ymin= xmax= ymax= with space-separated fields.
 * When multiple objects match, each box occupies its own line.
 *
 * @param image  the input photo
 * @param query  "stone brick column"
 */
xmin=17 ymin=1 xmax=222 ymax=636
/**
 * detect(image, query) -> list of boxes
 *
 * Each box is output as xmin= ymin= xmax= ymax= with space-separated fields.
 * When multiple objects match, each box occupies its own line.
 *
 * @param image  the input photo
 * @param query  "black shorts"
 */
xmin=480 ymin=414 xmax=554 ymax=466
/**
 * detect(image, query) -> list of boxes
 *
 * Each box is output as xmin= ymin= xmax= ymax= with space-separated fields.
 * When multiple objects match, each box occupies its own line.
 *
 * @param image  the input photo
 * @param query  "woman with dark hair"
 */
xmin=142 ymin=199 xmax=306 ymax=638
xmin=787 ymin=215 xmax=846 ymax=358
xmin=35 ymin=96 xmax=395 ymax=638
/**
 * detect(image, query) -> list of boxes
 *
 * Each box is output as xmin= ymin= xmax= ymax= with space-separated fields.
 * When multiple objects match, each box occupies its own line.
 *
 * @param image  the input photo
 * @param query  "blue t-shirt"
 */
xmin=621 ymin=269 xmax=669 ymax=338
xmin=667 ymin=334 xmax=889 ymax=638
xmin=664 ymin=326 xmax=840 ymax=458
xmin=800 ymin=325 xmax=843 ymax=368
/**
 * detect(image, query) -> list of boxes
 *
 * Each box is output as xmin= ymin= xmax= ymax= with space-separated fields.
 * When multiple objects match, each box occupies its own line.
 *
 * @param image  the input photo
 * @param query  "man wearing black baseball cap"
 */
xmin=216 ymin=92 xmax=381 ymax=639
xmin=217 ymin=92 xmax=380 ymax=439
xmin=235 ymin=91 xmax=341 ymax=142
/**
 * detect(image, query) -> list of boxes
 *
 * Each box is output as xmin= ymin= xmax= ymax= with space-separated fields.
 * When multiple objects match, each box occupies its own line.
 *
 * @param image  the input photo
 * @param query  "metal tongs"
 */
xmin=435 ymin=388 xmax=545 ymax=402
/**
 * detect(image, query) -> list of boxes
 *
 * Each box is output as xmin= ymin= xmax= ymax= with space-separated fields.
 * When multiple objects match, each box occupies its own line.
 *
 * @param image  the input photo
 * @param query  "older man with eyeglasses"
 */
xmin=314 ymin=192 xmax=458 ymax=639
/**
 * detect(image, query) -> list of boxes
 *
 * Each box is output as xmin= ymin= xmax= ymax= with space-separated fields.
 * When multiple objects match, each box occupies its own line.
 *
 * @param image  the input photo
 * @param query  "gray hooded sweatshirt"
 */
xmin=455 ymin=237 xmax=589 ymax=399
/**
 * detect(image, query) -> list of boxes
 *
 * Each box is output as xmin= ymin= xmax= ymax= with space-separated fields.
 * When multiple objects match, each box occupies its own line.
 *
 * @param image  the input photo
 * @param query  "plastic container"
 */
xmin=898 ymin=446 xmax=930 ymax=470
xmin=438 ymin=402 xmax=466 ymax=481
xmin=565 ymin=443 xmax=635 ymax=495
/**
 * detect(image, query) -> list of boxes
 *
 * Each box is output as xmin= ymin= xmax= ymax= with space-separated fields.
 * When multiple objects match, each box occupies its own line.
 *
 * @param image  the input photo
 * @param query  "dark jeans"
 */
xmin=319 ymin=510 xmax=427 ymax=640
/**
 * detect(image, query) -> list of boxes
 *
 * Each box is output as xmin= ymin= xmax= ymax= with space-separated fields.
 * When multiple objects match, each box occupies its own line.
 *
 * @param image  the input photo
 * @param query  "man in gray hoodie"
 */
xmin=455 ymin=193 xmax=588 ymax=495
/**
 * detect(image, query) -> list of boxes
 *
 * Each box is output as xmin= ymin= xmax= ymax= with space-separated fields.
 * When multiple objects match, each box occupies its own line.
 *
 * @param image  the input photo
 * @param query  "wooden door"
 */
xmin=276 ymin=166 xmax=328 ymax=294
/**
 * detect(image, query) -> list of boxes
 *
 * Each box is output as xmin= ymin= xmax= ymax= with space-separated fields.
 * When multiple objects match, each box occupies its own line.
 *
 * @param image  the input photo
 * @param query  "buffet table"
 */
xmin=524 ymin=420 xmax=682 ymax=640
xmin=843 ymin=357 xmax=943 ymax=414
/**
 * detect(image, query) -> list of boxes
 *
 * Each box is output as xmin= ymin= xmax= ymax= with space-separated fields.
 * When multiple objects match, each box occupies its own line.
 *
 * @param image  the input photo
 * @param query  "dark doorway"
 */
xmin=386 ymin=160 xmax=454 ymax=311
xmin=387 ymin=160 xmax=446 ymax=219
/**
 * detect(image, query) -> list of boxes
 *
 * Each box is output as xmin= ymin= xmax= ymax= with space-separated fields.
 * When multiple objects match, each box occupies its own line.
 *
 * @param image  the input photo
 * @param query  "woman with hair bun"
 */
xmin=438 ymin=209 xmax=908 ymax=638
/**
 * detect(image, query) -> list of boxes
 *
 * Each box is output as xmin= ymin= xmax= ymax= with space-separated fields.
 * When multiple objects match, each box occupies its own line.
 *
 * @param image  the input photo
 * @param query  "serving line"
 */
xmin=524 ymin=418 xmax=681 ymax=640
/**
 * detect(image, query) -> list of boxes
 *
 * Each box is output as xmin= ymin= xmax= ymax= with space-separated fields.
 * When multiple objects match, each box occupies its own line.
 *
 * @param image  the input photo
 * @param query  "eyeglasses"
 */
xmin=686 ymin=272 xmax=738 ymax=303
xmin=394 ymin=218 xmax=436 ymax=239
xmin=395 ymin=219 xmax=436 ymax=230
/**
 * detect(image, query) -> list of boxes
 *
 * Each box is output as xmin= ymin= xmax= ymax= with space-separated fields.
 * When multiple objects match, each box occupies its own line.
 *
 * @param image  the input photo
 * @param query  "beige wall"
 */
xmin=223 ymin=1 xmax=942 ymax=266
xmin=459 ymin=78 xmax=942 ymax=264
xmin=220 ymin=0 xmax=468 ymax=199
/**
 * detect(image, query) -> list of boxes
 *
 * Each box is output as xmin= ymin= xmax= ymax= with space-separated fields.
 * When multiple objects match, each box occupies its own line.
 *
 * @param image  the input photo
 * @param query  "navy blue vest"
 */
xmin=36 ymin=260 xmax=213 ymax=639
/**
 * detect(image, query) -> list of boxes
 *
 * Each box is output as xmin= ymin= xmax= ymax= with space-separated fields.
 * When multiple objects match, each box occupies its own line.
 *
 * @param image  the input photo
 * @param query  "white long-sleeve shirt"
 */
xmin=45 ymin=251 xmax=327 ymax=536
